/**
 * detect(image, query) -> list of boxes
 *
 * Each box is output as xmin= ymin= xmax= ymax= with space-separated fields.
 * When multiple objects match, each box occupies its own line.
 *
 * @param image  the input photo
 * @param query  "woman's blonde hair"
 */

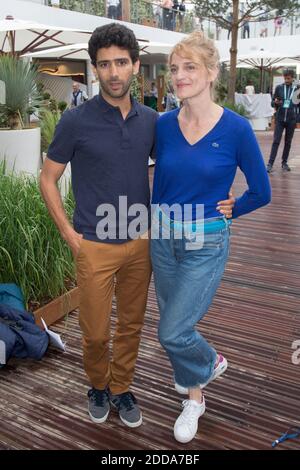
xmin=169 ymin=32 xmax=220 ymax=98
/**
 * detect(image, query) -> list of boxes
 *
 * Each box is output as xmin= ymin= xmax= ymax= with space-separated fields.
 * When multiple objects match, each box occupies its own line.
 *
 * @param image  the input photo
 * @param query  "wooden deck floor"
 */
xmin=1 ymin=131 xmax=300 ymax=450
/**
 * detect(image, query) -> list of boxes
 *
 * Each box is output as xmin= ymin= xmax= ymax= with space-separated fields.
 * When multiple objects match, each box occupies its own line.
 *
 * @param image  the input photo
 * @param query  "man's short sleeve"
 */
xmin=47 ymin=110 xmax=77 ymax=164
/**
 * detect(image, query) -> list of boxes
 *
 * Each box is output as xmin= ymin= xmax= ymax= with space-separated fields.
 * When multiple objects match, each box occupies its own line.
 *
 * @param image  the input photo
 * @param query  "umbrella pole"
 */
xmin=269 ymin=68 xmax=274 ymax=94
xmin=259 ymin=69 xmax=263 ymax=93
xmin=259 ymin=59 xmax=263 ymax=93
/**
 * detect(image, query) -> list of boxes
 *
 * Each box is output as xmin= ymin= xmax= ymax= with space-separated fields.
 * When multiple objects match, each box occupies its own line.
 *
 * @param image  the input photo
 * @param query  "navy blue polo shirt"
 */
xmin=48 ymin=93 xmax=158 ymax=243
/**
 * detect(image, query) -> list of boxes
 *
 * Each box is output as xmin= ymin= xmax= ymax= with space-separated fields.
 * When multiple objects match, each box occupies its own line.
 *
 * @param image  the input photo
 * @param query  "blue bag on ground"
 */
xmin=0 ymin=284 xmax=25 ymax=311
xmin=0 ymin=303 xmax=49 ymax=367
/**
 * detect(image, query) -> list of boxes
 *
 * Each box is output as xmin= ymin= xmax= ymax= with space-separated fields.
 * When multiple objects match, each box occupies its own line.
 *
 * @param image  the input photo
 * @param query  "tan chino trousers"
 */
xmin=76 ymin=237 xmax=151 ymax=395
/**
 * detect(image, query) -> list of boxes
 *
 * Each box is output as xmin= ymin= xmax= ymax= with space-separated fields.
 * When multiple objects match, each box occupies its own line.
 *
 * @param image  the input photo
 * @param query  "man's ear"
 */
xmin=92 ymin=64 xmax=98 ymax=80
xmin=133 ymin=59 xmax=140 ymax=76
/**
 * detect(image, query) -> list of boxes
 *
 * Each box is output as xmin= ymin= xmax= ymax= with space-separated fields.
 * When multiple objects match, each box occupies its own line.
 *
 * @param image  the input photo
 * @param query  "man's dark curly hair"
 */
xmin=88 ymin=23 xmax=140 ymax=67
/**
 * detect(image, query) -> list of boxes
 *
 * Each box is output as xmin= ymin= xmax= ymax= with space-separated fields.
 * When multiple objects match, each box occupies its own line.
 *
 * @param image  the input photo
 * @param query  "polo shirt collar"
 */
xmin=97 ymin=92 xmax=140 ymax=116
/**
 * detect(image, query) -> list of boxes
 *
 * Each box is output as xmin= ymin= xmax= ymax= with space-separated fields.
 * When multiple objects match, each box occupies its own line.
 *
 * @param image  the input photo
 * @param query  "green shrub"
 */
xmin=215 ymin=81 xmax=227 ymax=103
xmin=40 ymin=109 xmax=61 ymax=153
xmin=58 ymin=101 xmax=68 ymax=113
xmin=130 ymin=74 xmax=142 ymax=102
xmin=0 ymin=163 xmax=75 ymax=307
xmin=59 ymin=0 xmax=105 ymax=16
xmin=222 ymin=101 xmax=249 ymax=117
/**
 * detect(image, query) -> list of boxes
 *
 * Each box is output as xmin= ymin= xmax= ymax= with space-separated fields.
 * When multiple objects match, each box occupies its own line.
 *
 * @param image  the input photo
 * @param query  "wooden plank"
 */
xmin=1 ymin=131 xmax=300 ymax=450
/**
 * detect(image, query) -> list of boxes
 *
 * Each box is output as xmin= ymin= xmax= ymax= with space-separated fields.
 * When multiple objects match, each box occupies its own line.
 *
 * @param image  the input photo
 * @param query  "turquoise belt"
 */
xmin=156 ymin=211 xmax=232 ymax=234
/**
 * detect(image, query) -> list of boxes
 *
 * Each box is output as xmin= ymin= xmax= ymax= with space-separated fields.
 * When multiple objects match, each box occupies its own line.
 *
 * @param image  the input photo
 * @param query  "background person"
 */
xmin=70 ymin=82 xmax=88 ymax=108
xmin=267 ymin=69 xmax=300 ymax=173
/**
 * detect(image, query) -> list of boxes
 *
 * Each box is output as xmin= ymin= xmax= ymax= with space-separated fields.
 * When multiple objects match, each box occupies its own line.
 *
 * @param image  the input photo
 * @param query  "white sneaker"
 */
xmin=174 ymin=398 xmax=206 ymax=444
xmin=175 ymin=354 xmax=228 ymax=395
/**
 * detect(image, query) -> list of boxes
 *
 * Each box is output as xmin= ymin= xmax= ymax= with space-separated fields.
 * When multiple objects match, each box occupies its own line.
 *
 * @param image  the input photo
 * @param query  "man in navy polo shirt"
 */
xmin=40 ymin=22 xmax=235 ymax=431
xmin=40 ymin=23 xmax=157 ymax=428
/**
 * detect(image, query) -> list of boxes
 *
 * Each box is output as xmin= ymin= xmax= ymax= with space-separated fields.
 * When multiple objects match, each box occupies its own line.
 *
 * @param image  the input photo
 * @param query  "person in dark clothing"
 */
xmin=267 ymin=69 xmax=300 ymax=173
xmin=162 ymin=0 xmax=174 ymax=31
xmin=227 ymin=12 xmax=233 ymax=39
xmin=107 ymin=0 xmax=119 ymax=20
xmin=242 ymin=16 xmax=250 ymax=38
xmin=178 ymin=0 xmax=186 ymax=31
xmin=172 ymin=0 xmax=179 ymax=31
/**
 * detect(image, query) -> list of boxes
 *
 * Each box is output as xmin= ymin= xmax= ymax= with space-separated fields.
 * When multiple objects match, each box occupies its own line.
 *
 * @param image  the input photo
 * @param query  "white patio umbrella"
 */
xmin=221 ymin=49 xmax=300 ymax=91
xmin=21 ymin=43 xmax=90 ymax=61
xmin=0 ymin=15 xmax=92 ymax=55
xmin=21 ymin=40 xmax=174 ymax=61
xmin=222 ymin=50 xmax=300 ymax=68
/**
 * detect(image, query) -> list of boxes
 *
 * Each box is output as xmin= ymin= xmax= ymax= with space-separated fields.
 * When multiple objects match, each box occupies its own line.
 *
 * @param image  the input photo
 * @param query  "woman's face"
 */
xmin=169 ymin=52 xmax=215 ymax=101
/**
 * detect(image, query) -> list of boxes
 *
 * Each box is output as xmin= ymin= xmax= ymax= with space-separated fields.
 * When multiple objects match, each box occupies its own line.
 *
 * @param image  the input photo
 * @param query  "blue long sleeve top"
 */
xmin=152 ymin=107 xmax=271 ymax=220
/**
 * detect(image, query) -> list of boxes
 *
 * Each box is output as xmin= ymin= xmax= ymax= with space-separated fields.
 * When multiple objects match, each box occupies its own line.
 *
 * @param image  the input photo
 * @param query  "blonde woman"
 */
xmin=151 ymin=32 xmax=271 ymax=443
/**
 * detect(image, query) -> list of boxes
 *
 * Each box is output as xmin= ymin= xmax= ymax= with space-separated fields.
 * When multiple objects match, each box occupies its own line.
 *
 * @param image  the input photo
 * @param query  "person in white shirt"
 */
xmin=107 ymin=0 xmax=119 ymax=20
xmin=70 ymin=82 xmax=88 ymax=108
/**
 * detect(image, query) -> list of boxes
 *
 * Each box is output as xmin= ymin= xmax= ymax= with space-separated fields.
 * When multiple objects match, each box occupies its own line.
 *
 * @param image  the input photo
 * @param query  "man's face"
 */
xmin=284 ymin=74 xmax=293 ymax=86
xmin=72 ymin=83 xmax=79 ymax=93
xmin=93 ymin=46 xmax=140 ymax=100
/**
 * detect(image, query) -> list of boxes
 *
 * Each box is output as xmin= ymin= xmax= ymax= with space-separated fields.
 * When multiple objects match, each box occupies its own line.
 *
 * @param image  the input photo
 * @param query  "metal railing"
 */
xmin=51 ymin=1 xmax=194 ymax=34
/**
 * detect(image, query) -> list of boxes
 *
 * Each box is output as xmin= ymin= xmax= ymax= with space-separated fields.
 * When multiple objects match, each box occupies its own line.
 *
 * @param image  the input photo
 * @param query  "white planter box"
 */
xmin=0 ymin=127 xmax=41 ymax=177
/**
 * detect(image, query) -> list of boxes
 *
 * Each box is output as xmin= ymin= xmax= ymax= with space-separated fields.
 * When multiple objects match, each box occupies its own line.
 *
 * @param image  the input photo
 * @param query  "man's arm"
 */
xmin=40 ymin=157 xmax=82 ymax=257
xmin=272 ymin=85 xmax=282 ymax=108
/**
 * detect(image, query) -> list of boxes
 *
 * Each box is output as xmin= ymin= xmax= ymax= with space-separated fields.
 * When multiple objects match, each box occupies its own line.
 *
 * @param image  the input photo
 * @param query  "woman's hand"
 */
xmin=216 ymin=190 xmax=235 ymax=219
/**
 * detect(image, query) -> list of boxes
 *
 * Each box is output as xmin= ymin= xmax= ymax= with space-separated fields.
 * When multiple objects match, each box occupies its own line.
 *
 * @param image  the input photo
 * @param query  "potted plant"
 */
xmin=0 ymin=55 xmax=43 ymax=176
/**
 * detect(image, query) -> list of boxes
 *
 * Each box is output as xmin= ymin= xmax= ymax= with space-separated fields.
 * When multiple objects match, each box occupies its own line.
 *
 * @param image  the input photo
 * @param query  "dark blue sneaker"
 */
xmin=88 ymin=388 xmax=110 ymax=423
xmin=110 ymin=391 xmax=142 ymax=428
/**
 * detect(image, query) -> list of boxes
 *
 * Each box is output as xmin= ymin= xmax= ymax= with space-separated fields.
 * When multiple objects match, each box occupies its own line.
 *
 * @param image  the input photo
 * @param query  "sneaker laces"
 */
xmin=119 ymin=392 xmax=137 ymax=412
xmin=88 ymin=388 xmax=107 ymax=407
xmin=179 ymin=399 xmax=204 ymax=425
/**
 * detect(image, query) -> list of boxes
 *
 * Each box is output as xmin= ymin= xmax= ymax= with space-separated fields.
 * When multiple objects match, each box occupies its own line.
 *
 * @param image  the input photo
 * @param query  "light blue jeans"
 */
xmin=151 ymin=214 xmax=230 ymax=388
